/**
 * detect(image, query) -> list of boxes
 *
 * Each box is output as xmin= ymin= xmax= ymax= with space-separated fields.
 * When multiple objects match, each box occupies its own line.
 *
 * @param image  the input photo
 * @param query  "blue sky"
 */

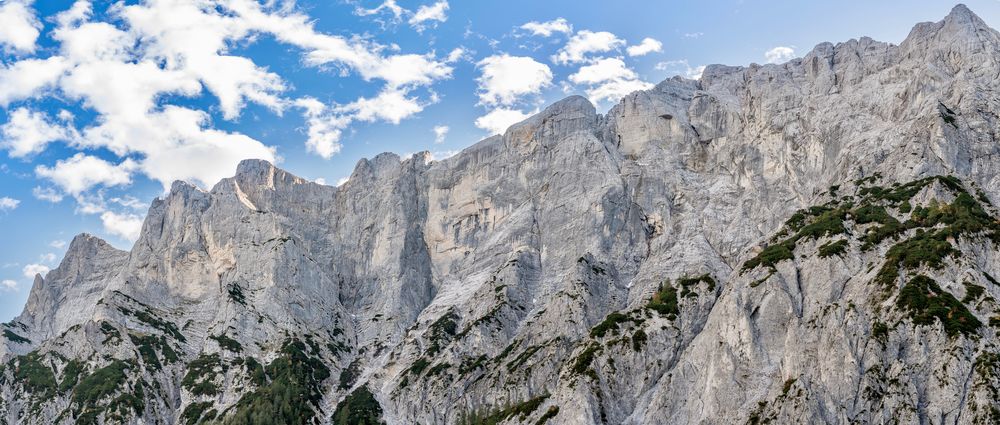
xmin=0 ymin=0 xmax=997 ymax=321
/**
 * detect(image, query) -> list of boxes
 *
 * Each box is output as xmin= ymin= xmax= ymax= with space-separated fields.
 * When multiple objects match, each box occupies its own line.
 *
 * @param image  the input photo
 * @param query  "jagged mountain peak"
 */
xmin=7 ymin=6 xmax=1000 ymax=425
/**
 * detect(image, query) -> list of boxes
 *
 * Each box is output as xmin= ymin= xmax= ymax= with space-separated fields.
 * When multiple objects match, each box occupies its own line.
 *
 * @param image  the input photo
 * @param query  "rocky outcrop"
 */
xmin=3 ymin=4 xmax=1000 ymax=425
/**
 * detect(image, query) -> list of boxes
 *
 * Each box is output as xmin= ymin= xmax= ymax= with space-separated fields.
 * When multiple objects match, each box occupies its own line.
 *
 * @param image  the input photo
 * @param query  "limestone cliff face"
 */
xmin=4 ymin=5 xmax=1000 ymax=425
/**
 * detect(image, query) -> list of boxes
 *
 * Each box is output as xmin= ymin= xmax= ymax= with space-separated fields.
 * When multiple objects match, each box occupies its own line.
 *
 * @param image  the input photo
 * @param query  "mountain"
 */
xmin=4 ymin=4 xmax=1000 ymax=424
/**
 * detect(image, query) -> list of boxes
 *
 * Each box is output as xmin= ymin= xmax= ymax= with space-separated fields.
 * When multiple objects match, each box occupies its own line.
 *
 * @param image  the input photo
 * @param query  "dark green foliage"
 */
xmin=116 ymin=306 xmax=186 ymax=342
xmin=871 ymin=322 xmax=890 ymax=342
xmin=129 ymin=333 xmax=179 ymax=371
xmin=59 ymin=359 xmax=85 ymax=393
xmin=459 ymin=355 xmax=487 ymax=375
xmin=571 ymin=343 xmax=601 ymax=380
xmin=897 ymin=275 xmax=981 ymax=337
xmin=408 ymin=358 xmax=430 ymax=377
xmin=100 ymin=321 xmax=121 ymax=344
xmin=534 ymin=406 xmax=559 ymax=425
xmin=426 ymin=311 xmax=459 ymax=356
xmin=459 ymin=394 xmax=550 ymax=425
xmin=13 ymin=352 xmax=56 ymax=398
xmin=3 ymin=329 xmax=30 ymax=344
xmin=181 ymin=401 xmax=215 ymax=425
xmin=782 ymin=378 xmax=796 ymax=396
xmin=71 ymin=360 xmax=137 ymax=424
xmin=331 ymin=386 xmax=384 ymax=425
xmin=631 ymin=329 xmax=647 ymax=351
xmin=742 ymin=242 xmax=794 ymax=272
xmin=677 ymin=273 xmax=716 ymax=297
xmin=210 ymin=333 xmax=243 ymax=353
xmin=817 ymin=239 xmax=848 ymax=258
xmin=506 ymin=345 xmax=543 ymax=371
xmin=227 ymin=283 xmax=247 ymax=305
xmin=984 ymin=272 xmax=1000 ymax=286
xmin=242 ymin=357 xmax=266 ymax=387
xmin=221 ymin=339 xmax=332 ymax=425
xmin=853 ymin=205 xmax=905 ymax=247
xmin=647 ymin=281 xmax=679 ymax=318
xmin=589 ymin=312 xmax=632 ymax=338
xmin=338 ymin=360 xmax=361 ymax=390
xmin=874 ymin=229 xmax=957 ymax=289
xmin=182 ymin=353 xmax=226 ymax=396
xmin=963 ymin=282 xmax=986 ymax=303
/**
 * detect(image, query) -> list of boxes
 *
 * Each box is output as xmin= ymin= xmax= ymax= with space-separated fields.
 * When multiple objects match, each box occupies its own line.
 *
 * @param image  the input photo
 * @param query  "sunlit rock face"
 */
xmin=4 ymin=5 xmax=1000 ymax=425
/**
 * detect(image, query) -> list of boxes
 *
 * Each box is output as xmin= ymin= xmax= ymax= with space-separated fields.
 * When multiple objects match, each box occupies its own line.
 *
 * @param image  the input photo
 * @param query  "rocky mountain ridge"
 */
xmin=4 ymin=4 xmax=1000 ymax=424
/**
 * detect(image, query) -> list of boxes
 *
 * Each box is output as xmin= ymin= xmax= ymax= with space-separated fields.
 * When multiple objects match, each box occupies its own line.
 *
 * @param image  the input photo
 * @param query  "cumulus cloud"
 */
xmin=433 ymin=125 xmax=449 ymax=144
xmin=626 ymin=37 xmax=662 ymax=57
xmin=552 ymin=30 xmax=625 ymax=65
xmin=0 ymin=0 xmax=40 ymax=54
xmin=32 ymin=186 xmax=63 ymax=203
xmin=683 ymin=32 xmax=704 ymax=39
xmin=569 ymin=58 xmax=653 ymax=103
xmin=655 ymin=59 xmax=706 ymax=80
xmin=409 ymin=1 xmax=448 ymax=31
xmin=100 ymin=211 xmax=144 ymax=241
xmin=1 ymin=108 xmax=70 ymax=157
xmin=0 ymin=197 xmax=19 ymax=211
xmin=476 ymin=54 xmax=552 ymax=106
xmin=0 ymin=279 xmax=16 ymax=291
xmin=0 ymin=0 xmax=454 ymax=189
xmin=35 ymin=153 xmax=136 ymax=196
xmin=355 ymin=0 xmax=406 ymax=23
xmin=475 ymin=107 xmax=533 ymax=135
xmin=520 ymin=18 xmax=572 ymax=37
xmin=765 ymin=46 xmax=795 ymax=64
xmin=50 ymin=240 xmax=67 ymax=249
xmin=22 ymin=263 xmax=48 ymax=278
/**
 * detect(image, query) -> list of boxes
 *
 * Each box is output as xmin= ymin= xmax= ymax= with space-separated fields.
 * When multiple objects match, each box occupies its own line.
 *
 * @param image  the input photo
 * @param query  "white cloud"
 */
xmin=335 ymin=176 xmax=349 ymax=187
xmin=433 ymin=125 xmax=449 ymax=144
xmin=0 ymin=197 xmax=19 ymax=211
xmin=0 ymin=57 xmax=70 ymax=106
xmin=568 ymin=58 xmax=637 ymax=85
xmin=0 ymin=279 xmax=16 ymax=291
xmin=1 ymin=108 xmax=70 ymax=157
xmin=22 ymin=263 xmax=48 ymax=278
xmin=32 ymin=186 xmax=63 ymax=203
xmin=552 ymin=30 xmax=625 ymax=65
xmin=0 ymin=0 xmax=40 ymax=54
xmin=50 ymin=240 xmax=67 ymax=249
xmin=355 ymin=0 xmax=405 ymax=22
xmin=100 ymin=211 xmax=143 ymax=241
xmin=626 ymin=37 xmax=662 ymax=57
xmin=409 ymin=1 xmax=448 ymax=31
xmin=475 ymin=108 xmax=533 ymax=135
xmin=111 ymin=195 xmax=145 ymax=210
xmin=341 ymin=87 xmax=425 ymax=124
xmin=764 ymin=46 xmax=795 ymax=64
xmin=520 ymin=18 xmax=572 ymax=37
xmin=313 ymin=177 xmax=326 ymax=185
xmin=35 ymin=153 xmax=136 ymax=195
xmin=683 ymin=32 xmax=704 ymax=39
xmin=569 ymin=58 xmax=653 ymax=103
xmin=655 ymin=59 xmax=705 ymax=79
xmin=476 ymin=54 xmax=552 ymax=106
xmin=39 ymin=253 xmax=56 ymax=264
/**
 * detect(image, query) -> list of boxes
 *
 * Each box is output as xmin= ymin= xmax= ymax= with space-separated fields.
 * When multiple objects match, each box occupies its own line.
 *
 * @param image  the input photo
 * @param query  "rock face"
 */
xmin=4 ymin=4 xmax=1000 ymax=424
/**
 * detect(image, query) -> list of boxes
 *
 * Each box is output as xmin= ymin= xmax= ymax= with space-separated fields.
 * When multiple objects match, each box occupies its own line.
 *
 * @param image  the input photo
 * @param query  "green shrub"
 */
xmin=647 ymin=282 xmax=679 ymax=317
xmin=210 ymin=333 xmax=243 ymax=353
xmin=897 ymin=275 xmax=981 ymax=337
xmin=331 ymin=386 xmax=384 ymax=425
xmin=818 ymin=239 xmax=848 ymax=258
